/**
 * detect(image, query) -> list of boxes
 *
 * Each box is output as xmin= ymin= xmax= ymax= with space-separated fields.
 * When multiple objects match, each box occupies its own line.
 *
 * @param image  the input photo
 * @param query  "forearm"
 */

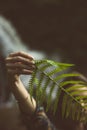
xmin=9 ymin=75 xmax=36 ymax=116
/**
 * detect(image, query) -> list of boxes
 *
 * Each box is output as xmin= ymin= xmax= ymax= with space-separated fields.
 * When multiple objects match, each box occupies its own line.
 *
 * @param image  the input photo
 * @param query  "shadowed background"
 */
xmin=0 ymin=0 xmax=87 ymax=76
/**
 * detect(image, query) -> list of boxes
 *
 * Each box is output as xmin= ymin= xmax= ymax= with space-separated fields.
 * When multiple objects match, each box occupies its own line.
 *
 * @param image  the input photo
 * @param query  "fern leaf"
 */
xmin=41 ymin=77 xmax=51 ymax=103
xmin=62 ymin=95 xmax=68 ymax=118
xmin=46 ymin=83 xmax=55 ymax=111
xmin=54 ymin=73 xmax=80 ymax=82
xmin=60 ymin=80 xmax=85 ymax=88
xmin=76 ymin=105 xmax=82 ymax=121
xmin=29 ymin=69 xmax=37 ymax=99
xmin=53 ymin=88 xmax=61 ymax=114
xmin=44 ymin=60 xmax=74 ymax=67
xmin=28 ymin=59 xmax=87 ymax=123
xmin=76 ymin=95 xmax=87 ymax=100
xmin=47 ymin=67 xmax=64 ymax=77
xmin=66 ymin=84 xmax=86 ymax=92
xmin=70 ymin=89 xmax=87 ymax=96
xmin=65 ymin=98 xmax=73 ymax=118
xmin=36 ymin=72 xmax=45 ymax=104
xmin=71 ymin=103 xmax=79 ymax=120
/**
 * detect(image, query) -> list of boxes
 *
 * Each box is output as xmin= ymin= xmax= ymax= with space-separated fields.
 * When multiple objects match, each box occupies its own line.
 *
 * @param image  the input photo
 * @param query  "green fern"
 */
xmin=28 ymin=59 xmax=87 ymax=123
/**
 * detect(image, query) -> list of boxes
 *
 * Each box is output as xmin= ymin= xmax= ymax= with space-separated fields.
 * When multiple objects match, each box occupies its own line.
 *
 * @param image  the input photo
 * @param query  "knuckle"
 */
xmin=17 ymin=56 xmax=21 ymax=60
xmin=18 ymin=51 xmax=22 ymax=55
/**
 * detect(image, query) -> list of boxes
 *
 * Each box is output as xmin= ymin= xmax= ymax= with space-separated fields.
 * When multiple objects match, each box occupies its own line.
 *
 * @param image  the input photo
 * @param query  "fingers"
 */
xmin=6 ymin=63 xmax=35 ymax=70
xmin=9 ymin=51 xmax=34 ymax=60
xmin=6 ymin=63 xmax=35 ymax=75
xmin=7 ymin=69 xmax=33 ymax=75
xmin=5 ymin=51 xmax=36 ymax=75
xmin=6 ymin=56 xmax=34 ymax=65
xmin=6 ymin=51 xmax=34 ymax=65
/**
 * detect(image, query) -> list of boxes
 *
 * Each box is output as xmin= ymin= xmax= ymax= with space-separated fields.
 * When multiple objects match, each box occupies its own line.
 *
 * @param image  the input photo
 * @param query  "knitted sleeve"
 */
xmin=21 ymin=106 xmax=57 ymax=130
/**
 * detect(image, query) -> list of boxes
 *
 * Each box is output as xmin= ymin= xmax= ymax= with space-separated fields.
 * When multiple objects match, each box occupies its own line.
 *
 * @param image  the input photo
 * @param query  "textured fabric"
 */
xmin=21 ymin=106 xmax=57 ymax=130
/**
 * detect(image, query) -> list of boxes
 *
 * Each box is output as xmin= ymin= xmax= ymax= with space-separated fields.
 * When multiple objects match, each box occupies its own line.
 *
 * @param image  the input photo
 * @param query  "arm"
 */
xmin=6 ymin=52 xmax=36 ymax=115
xmin=6 ymin=51 xmax=57 ymax=130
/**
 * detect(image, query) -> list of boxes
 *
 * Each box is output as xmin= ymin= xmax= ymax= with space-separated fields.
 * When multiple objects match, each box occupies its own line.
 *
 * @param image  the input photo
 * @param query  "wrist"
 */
xmin=9 ymin=74 xmax=20 ymax=83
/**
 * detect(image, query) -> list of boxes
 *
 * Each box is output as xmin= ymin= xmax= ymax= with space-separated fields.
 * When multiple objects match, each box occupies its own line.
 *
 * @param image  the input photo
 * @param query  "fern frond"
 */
xmin=28 ymin=59 xmax=87 ymax=123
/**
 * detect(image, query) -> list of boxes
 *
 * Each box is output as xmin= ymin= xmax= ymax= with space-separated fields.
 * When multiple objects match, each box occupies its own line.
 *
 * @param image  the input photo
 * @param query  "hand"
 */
xmin=5 ymin=52 xmax=37 ymax=114
xmin=5 ymin=51 xmax=35 ymax=75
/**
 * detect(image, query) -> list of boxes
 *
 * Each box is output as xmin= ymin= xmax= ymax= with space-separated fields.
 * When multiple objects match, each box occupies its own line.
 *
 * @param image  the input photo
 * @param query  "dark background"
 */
xmin=0 ymin=0 xmax=87 ymax=76
xmin=0 ymin=1 xmax=87 ymax=130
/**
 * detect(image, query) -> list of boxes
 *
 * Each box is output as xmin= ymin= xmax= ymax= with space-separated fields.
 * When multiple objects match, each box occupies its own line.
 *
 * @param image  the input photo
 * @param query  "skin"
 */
xmin=5 ymin=51 xmax=37 ymax=115
xmin=6 ymin=51 xmax=35 ymax=75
